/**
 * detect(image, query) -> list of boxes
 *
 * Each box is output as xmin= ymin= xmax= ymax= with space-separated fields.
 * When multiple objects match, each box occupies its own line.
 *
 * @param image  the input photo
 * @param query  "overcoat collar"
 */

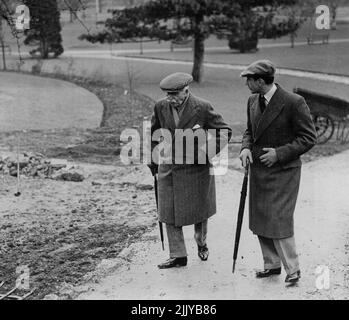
xmin=161 ymin=93 xmax=198 ymax=130
xmin=253 ymin=84 xmax=286 ymax=141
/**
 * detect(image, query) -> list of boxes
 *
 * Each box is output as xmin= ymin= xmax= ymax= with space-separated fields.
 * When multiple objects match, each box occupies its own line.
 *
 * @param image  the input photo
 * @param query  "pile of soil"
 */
xmin=0 ymin=153 xmax=68 ymax=179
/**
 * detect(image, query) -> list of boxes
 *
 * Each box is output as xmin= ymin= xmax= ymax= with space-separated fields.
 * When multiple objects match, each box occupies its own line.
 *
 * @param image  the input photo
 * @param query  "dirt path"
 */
xmin=0 ymin=72 xmax=103 ymax=132
xmin=72 ymin=151 xmax=349 ymax=300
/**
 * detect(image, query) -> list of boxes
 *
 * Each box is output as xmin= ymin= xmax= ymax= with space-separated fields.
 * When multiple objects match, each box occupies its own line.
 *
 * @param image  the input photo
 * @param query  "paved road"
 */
xmin=0 ymin=72 xmax=103 ymax=132
xmin=11 ymin=50 xmax=349 ymax=130
xmin=74 ymin=150 xmax=349 ymax=300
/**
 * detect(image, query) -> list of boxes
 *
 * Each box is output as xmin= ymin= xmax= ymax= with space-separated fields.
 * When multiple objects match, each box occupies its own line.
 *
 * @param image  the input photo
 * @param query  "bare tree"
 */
xmin=124 ymin=60 xmax=141 ymax=119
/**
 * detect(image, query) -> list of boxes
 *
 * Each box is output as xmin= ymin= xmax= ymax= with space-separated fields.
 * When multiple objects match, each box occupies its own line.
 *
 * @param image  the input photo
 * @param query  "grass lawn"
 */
xmin=125 ymin=38 xmax=349 ymax=76
xmin=0 ymin=72 xmax=103 ymax=132
xmin=3 ymin=11 xmax=349 ymax=53
xmin=0 ymin=70 xmax=153 ymax=164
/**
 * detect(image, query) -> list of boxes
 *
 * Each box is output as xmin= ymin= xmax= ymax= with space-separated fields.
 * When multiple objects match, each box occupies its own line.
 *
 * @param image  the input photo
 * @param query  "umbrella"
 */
xmin=232 ymin=160 xmax=250 ymax=273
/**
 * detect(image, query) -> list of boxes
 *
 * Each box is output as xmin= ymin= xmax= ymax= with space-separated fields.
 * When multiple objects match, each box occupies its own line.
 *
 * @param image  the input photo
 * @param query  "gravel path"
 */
xmin=0 ymin=72 xmax=103 ymax=132
xmin=73 ymin=151 xmax=349 ymax=300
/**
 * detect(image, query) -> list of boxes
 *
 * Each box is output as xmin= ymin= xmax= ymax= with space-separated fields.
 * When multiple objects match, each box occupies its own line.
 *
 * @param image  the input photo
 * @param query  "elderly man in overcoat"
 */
xmin=149 ymin=72 xmax=232 ymax=269
xmin=239 ymin=60 xmax=317 ymax=283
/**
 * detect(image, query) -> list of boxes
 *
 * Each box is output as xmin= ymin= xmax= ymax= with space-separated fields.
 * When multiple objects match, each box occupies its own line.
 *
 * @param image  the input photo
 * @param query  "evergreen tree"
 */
xmin=24 ymin=0 xmax=64 ymax=58
xmin=212 ymin=1 xmax=300 ymax=53
xmin=80 ymin=0 xmax=299 ymax=82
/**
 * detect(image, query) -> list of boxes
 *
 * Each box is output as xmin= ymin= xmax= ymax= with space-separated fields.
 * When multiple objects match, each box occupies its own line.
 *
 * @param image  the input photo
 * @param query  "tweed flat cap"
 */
xmin=240 ymin=59 xmax=276 ymax=77
xmin=159 ymin=72 xmax=193 ymax=92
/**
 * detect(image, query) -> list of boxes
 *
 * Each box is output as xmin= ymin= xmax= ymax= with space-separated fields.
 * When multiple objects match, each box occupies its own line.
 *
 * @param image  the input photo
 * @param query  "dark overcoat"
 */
xmin=241 ymin=85 xmax=317 ymax=239
xmin=150 ymin=94 xmax=232 ymax=227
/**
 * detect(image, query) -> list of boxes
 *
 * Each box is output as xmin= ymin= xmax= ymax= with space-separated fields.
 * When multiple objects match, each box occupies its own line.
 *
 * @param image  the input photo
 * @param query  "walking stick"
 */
xmin=154 ymin=175 xmax=165 ymax=251
xmin=232 ymin=159 xmax=250 ymax=273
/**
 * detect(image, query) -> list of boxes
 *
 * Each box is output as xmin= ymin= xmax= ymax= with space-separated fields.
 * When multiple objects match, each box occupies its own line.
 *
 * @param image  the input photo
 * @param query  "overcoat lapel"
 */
xmin=161 ymin=102 xmax=176 ymax=131
xmin=250 ymin=96 xmax=261 ymax=138
xmin=177 ymin=94 xmax=198 ymax=129
xmin=254 ymin=86 xmax=286 ymax=141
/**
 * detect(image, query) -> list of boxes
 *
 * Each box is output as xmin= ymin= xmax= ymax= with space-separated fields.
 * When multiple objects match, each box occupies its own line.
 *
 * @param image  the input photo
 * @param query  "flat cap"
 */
xmin=240 ymin=59 xmax=276 ymax=77
xmin=159 ymin=72 xmax=193 ymax=92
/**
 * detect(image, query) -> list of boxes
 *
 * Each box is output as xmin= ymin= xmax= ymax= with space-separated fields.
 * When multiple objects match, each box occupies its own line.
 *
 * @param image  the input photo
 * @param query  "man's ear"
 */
xmin=259 ymin=78 xmax=266 ymax=86
xmin=256 ymin=78 xmax=263 ymax=89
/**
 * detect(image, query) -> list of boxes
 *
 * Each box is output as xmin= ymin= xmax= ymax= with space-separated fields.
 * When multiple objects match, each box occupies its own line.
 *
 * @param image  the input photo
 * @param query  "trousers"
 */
xmin=258 ymin=235 xmax=300 ymax=275
xmin=165 ymin=220 xmax=207 ymax=258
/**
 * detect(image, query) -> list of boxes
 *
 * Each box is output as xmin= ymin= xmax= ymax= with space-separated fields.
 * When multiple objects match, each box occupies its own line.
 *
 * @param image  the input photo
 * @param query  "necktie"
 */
xmin=259 ymin=94 xmax=266 ymax=113
xmin=172 ymin=105 xmax=180 ymax=127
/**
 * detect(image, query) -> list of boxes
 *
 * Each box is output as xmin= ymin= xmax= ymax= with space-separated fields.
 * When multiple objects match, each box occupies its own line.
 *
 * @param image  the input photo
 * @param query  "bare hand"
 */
xmin=260 ymin=148 xmax=278 ymax=167
xmin=239 ymin=148 xmax=253 ymax=168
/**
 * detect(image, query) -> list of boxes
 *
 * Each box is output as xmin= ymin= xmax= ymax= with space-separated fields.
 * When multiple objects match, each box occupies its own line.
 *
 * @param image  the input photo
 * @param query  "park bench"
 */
xmin=307 ymin=32 xmax=330 ymax=45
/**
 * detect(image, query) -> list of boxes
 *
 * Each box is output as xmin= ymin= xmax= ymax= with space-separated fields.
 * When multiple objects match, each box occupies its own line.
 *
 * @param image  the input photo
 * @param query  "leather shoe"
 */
xmin=285 ymin=270 xmax=301 ymax=283
xmin=256 ymin=267 xmax=282 ymax=278
xmin=157 ymin=257 xmax=187 ymax=269
xmin=198 ymin=244 xmax=209 ymax=261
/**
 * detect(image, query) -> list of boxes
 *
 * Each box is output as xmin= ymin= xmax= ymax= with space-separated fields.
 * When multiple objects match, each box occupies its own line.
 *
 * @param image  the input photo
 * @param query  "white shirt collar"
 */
xmin=263 ymin=84 xmax=277 ymax=105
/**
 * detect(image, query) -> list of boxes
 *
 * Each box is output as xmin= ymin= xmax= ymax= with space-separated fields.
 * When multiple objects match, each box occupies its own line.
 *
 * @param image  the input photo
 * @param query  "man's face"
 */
xmin=166 ymin=87 xmax=188 ymax=107
xmin=245 ymin=76 xmax=261 ymax=94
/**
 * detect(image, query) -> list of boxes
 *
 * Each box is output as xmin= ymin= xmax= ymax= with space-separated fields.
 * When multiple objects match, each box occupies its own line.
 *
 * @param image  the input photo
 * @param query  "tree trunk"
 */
xmin=290 ymin=32 xmax=295 ymax=48
xmin=0 ymin=39 xmax=6 ymax=70
xmin=0 ymin=19 xmax=6 ymax=71
xmin=191 ymin=15 xmax=205 ymax=83
xmin=41 ymin=39 xmax=49 ymax=59
xmin=192 ymin=34 xmax=205 ymax=82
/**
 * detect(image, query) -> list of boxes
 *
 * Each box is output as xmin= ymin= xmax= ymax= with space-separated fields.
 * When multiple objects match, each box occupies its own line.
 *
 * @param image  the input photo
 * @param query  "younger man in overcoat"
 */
xmin=239 ymin=60 xmax=317 ymax=283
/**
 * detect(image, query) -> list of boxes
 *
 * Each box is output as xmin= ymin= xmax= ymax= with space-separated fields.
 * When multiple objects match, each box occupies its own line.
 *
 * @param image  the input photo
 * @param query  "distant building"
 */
xmin=57 ymin=0 xmax=149 ymax=23
xmin=98 ymin=0 xmax=148 ymax=12
xmin=94 ymin=0 xmax=149 ymax=23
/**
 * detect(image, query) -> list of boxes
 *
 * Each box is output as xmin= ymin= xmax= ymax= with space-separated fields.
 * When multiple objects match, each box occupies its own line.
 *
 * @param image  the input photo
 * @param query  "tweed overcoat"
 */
xmin=241 ymin=85 xmax=317 ymax=238
xmin=150 ymin=94 xmax=232 ymax=227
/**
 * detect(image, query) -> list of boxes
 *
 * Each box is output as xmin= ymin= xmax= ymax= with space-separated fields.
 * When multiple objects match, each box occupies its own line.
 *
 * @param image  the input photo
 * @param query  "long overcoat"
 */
xmin=150 ymin=93 xmax=232 ymax=227
xmin=241 ymin=85 xmax=317 ymax=238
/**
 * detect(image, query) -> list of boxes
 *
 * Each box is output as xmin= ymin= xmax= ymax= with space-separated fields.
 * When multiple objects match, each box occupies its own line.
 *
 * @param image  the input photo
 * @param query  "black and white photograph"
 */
xmin=0 ymin=0 xmax=348 ymax=306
